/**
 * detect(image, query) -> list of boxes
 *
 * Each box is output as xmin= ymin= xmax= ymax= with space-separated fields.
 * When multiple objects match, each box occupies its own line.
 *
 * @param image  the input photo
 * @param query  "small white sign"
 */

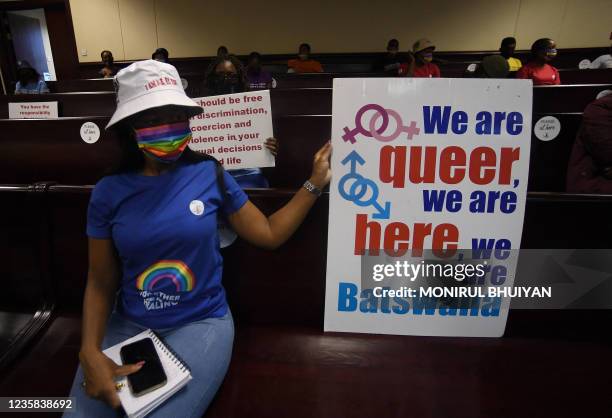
xmin=8 ymin=101 xmax=58 ymax=119
xmin=533 ymin=116 xmax=561 ymax=141
xmin=80 ymin=122 xmax=101 ymax=144
xmin=189 ymin=90 xmax=275 ymax=170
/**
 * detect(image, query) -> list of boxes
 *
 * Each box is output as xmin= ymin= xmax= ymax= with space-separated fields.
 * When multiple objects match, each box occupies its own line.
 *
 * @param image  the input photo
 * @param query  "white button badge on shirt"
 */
xmin=189 ymin=200 xmax=205 ymax=216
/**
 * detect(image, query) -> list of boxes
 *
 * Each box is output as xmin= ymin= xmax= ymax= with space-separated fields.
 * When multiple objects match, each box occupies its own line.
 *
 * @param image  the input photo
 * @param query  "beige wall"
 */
xmin=118 ymin=0 xmax=158 ymax=60
xmin=70 ymin=0 xmax=124 ymax=61
xmin=70 ymin=0 xmax=612 ymax=63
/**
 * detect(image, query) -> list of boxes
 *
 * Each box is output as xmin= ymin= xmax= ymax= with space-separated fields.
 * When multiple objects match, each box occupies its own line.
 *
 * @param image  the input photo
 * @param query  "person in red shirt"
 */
xmin=287 ymin=43 xmax=324 ymax=73
xmin=408 ymin=38 xmax=441 ymax=78
xmin=516 ymin=38 xmax=561 ymax=85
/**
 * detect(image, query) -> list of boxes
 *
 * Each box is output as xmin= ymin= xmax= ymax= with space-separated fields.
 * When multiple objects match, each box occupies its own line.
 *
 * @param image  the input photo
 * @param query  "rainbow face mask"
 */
xmin=134 ymin=121 xmax=192 ymax=163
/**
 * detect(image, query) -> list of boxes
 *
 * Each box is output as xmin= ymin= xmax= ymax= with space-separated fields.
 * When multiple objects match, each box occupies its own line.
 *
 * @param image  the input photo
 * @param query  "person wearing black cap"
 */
xmin=374 ymin=39 xmax=403 ymax=76
xmin=14 ymin=61 xmax=49 ymax=94
xmin=500 ymin=37 xmax=522 ymax=72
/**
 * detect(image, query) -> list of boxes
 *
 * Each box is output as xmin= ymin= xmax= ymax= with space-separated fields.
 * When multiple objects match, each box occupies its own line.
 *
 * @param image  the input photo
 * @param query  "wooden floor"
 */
xmin=1 ymin=312 xmax=611 ymax=418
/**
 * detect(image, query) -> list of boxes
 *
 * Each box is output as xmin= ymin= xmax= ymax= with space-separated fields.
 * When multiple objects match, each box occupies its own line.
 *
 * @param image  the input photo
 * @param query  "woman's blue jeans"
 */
xmin=63 ymin=308 xmax=234 ymax=418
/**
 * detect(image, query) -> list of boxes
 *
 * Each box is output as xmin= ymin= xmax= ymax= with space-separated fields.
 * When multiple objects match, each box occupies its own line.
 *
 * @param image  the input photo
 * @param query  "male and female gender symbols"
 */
xmin=338 ymin=104 xmax=421 ymax=220
xmin=342 ymin=103 xmax=420 ymax=144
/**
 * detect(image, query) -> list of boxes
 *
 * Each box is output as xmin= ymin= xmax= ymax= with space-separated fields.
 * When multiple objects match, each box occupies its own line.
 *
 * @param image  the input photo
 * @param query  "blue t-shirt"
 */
xmin=87 ymin=159 xmax=248 ymax=329
xmin=227 ymin=168 xmax=269 ymax=188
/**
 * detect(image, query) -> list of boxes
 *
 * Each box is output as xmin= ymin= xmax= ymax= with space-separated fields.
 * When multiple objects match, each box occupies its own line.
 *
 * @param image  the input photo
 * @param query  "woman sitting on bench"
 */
xmin=64 ymin=59 xmax=331 ymax=418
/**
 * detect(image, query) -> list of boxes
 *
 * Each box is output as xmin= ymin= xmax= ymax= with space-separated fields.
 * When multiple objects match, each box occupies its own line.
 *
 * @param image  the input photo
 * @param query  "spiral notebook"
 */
xmin=103 ymin=329 xmax=192 ymax=418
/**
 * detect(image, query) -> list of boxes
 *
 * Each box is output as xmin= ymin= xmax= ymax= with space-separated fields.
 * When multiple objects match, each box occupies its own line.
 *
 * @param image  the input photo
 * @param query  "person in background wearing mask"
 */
xmin=246 ymin=52 xmax=273 ymax=90
xmin=411 ymin=39 xmax=440 ymax=78
xmin=516 ymin=38 xmax=560 ymax=85
xmin=500 ymin=37 xmax=522 ymax=72
xmin=203 ymin=54 xmax=278 ymax=188
xmin=14 ymin=61 xmax=50 ymax=94
xmin=566 ymin=93 xmax=612 ymax=193
xmin=374 ymin=39 xmax=403 ymax=76
xmin=204 ymin=54 xmax=279 ymax=247
xmin=217 ymin=46 xmax=229 ymax=58
xmin=287 ymin=43 xmax=323 ymax=73
xmin=99 ymin=50 xmax=119 ymax=78
xmin=152 ymin=47 xmax=170 ymax=63
xmin=63 ymin=59 xmax=331 ymax=418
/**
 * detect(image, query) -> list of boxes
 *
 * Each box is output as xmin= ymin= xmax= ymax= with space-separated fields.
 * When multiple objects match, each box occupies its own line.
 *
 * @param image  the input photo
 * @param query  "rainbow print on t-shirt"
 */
xmin=136 ymin=260 xmax=195 ymax=292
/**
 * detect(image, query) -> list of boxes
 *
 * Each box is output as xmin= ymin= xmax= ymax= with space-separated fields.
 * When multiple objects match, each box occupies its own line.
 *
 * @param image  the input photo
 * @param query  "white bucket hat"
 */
xmin=106 ymin=59 xmax=202 ymax=129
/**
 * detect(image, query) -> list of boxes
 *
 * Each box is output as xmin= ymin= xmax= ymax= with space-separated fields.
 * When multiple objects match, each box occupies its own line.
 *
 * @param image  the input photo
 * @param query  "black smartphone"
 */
xmin=119 ymin=337 xmax=167 ymax=397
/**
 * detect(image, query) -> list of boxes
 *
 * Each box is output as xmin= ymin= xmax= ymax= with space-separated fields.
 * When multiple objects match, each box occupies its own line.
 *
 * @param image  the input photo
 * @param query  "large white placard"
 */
xmin=9 ymin=101 xmax=58 ymax=119
xmin=325 ymin=78 xmax=532 ymax=337
xmin=189 ymin=90 xmax=275 ymax=170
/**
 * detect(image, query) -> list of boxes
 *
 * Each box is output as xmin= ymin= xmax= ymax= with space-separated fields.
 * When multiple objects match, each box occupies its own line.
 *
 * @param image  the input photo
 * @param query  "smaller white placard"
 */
xmin=9 ymin=101 xmax=58 ymax=119
xmin=80 ymin=122 xmax=101 ymax=144
xmin=534 ymin=116 xmax=561 ymax=141
xmin=189 ymin=90 xmax=275 ymax=170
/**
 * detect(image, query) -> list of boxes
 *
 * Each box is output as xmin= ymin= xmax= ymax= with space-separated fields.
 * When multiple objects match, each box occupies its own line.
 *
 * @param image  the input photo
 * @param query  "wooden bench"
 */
xmin=23 ymin=84 xmax=611 ymax=118
xmin=528 ymin=112 xmax=583 ymax=192
xmin=269 ymin=85 xmax=611 ymax=115
xmin=533 ymin=84 xmax=612 ymax=113
xmin=273 ymin=73 xmax=383 ymax=89
xmin=558 ymin=69 xmax=612 ymax=85
xmin=0 ymin=112 xmax=585 ymax=193
xmin=0 ymin=92 xmax=116 ymax=118
xmin=0 ymin=117 xmax=119 ymax=185
xmin=45 ymin=78 xmax=205 ymax=100
xmin=269 ymin=84 xmax=609 ymax=117
xmin=0 ymin=185 xmax=611 ymax=418
xmin=46 ymin=79 xmax=114 ymax=93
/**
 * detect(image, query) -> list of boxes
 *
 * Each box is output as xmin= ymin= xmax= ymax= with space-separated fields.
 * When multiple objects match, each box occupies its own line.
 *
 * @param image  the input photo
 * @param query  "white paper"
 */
xmin=8 ymin=101 xmax=58 ymax=119
xmin=189 ymin=90 xmax=275 ymax=170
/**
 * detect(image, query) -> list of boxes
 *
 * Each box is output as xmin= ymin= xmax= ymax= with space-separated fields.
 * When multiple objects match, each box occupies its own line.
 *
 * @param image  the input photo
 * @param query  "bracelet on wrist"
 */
xmin=303 ymin=180 xmax=322 ymax=197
